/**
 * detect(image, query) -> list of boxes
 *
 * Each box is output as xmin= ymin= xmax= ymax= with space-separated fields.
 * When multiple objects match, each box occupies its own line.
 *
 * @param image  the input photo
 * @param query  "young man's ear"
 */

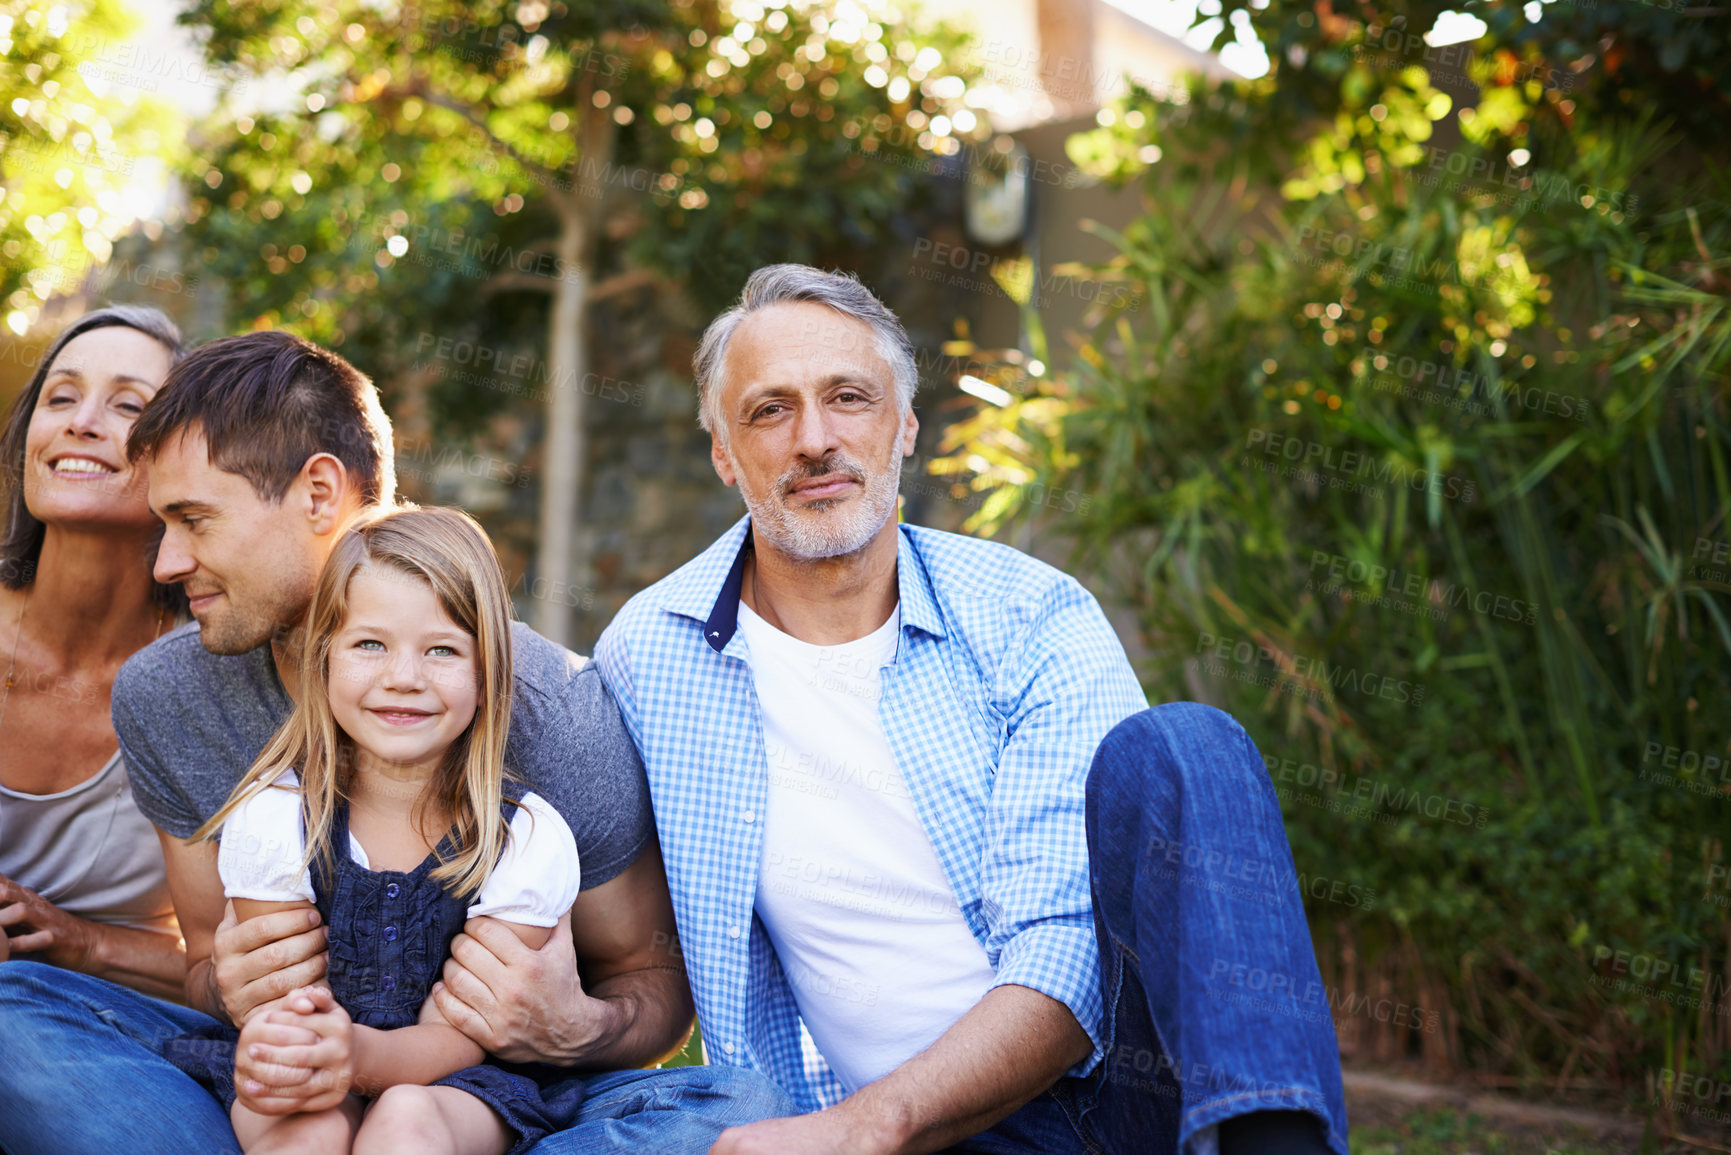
xmin=300 ymin=453 xmax=353 ymax=534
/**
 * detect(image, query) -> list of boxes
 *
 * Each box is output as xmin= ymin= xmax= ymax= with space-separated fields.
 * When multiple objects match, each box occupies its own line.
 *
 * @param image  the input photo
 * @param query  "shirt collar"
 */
xmin=668 ymin=515 xmax=948 ymax=652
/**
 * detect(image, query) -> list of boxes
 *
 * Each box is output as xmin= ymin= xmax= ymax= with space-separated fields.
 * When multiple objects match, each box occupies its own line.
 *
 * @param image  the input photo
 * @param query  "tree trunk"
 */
xmin=532 ymin=103 xmax=614 ymax=647
xmin=534 ymin=215 xmax=586 ymax=647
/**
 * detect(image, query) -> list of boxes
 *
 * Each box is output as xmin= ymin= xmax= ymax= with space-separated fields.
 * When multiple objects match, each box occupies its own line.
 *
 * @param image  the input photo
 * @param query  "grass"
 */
xmin=661 ymin=1020 xmax=706 ymax=1068
xmin=1347 ymin=1104 xmax=1673 ymax=1155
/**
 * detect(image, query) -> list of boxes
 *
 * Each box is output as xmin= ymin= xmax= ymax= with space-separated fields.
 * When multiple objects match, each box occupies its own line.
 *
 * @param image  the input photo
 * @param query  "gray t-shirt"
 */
xmin=113 ymin=620 xmax=652 ymax=890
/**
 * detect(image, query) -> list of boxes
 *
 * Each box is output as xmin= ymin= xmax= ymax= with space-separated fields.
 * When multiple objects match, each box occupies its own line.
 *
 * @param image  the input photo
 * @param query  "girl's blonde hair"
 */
xmin=196 ymin=505 xmax=517 ymax=898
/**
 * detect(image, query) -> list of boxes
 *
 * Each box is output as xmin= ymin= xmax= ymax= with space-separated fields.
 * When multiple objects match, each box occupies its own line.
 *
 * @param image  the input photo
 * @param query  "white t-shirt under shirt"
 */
xmin=216 ymin=769 xmax=581 ymax=927
xmin=738 ymin=599 xmax=997 ymax=1093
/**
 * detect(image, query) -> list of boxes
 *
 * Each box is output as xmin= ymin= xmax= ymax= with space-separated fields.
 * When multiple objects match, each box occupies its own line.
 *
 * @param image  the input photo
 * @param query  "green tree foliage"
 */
xmin=173 ymin=0 xmax=984 ymax=418
xmin=936 ymin=0 xmax=1730 ymax=1112
xmin=173 ymin=0 xmax=984 ymax=641
xmin=0 ymin=0 xmax=179 ymax=332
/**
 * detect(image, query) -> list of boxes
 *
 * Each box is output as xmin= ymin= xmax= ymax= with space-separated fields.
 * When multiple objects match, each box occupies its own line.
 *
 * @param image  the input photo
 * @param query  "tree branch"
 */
xmin=588 ymin=267 xmax=665 ymax=302
xmin=484 ymin=266 xmax=665 ymax=301
xmin=482 ymin=271 xmax=560 ymax=295
xmin=391 ymin=80 xmax=572 ymax=202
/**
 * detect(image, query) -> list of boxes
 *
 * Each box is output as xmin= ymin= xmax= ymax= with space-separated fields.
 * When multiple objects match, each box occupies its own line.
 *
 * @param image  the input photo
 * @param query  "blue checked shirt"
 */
xmin=594 ymin=515 xmax=1148 ymax=1110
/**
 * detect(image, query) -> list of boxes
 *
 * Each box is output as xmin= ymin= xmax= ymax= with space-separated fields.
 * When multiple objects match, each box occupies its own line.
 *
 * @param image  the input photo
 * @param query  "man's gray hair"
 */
xmin=692 ymin=264 xmax=918 ymax=438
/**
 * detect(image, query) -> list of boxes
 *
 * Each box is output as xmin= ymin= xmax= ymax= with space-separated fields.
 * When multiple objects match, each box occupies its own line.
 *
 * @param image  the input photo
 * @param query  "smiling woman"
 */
xmin=0 ymin=305 xmax=191 ymax=999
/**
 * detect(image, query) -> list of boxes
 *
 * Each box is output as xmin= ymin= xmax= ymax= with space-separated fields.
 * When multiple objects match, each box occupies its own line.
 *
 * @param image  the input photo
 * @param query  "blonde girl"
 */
xmin=164 ymin=506 xmax=584 ymax=1155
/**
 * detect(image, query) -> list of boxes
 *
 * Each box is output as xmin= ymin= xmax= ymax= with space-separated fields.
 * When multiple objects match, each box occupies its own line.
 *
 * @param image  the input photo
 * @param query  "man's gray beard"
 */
xmin=733 ymin=451 xmax=902 ymax=562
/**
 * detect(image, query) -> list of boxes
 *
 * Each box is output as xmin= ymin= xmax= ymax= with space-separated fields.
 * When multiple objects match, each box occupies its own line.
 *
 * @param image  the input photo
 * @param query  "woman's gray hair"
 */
xmin=0 ymin=304 xmax=184 ymax=602
xmin=693 ymin=264 xmax=918 ymax=438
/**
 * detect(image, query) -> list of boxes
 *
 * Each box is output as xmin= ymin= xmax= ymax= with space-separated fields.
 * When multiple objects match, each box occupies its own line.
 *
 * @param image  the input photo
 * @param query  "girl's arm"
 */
xmin=200 ymin=773 xmax=329 ymax=1023
xmin=232 ymin=897 xmax=317 ymax=926
xmin=348 ymin=919 xmax=554 ymax=1093
xmin=348 ymin=1022 xmax=486 ymax=1096
xmin=240 ymin=994 xmax=494 ymax=1107
xmin=162 ymin=829 xmax=324 ymax=1025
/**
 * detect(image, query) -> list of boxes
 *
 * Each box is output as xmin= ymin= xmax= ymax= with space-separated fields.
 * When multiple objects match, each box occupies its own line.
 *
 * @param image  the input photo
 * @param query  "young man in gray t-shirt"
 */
xmin=0 ymin=330 xmax=788 ymax=1155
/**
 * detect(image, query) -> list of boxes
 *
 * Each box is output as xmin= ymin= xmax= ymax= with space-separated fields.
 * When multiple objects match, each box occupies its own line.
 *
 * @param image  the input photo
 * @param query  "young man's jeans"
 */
xmin=0 ymin=961 xmax=791 ymax=1155
xmin=945 ymin=703 xmax=1349 ymax=1155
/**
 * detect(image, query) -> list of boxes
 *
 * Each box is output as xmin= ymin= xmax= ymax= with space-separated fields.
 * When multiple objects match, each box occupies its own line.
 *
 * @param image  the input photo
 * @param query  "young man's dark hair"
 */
xmin=126 ymin=329 xmax=396 ymax=506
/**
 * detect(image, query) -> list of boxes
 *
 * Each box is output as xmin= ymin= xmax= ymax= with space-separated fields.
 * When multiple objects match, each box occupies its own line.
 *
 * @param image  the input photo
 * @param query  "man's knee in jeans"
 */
xmin=1088 ymin=703 xmax=1260 ymax=804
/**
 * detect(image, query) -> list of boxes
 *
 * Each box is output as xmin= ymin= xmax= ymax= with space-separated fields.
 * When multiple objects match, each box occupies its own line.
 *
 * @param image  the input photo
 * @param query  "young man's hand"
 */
xmin=433 ymin=909 xmax=616 ymax=1064
xmin=211 ymin=903 xmax=329 ymax=1025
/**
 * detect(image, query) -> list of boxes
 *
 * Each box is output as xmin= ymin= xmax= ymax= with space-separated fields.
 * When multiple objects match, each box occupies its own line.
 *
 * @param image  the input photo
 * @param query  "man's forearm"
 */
xmin=185 ymin=956 xmax=230 ymax=1024
xmin=562 ymin=963 xmax=694 ymax=1069
xmin=834 ymin=984 xmax=1093 ymax=1155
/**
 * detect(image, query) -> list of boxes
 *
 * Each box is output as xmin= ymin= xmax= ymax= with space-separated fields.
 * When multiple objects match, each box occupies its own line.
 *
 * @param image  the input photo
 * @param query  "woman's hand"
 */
xmin=235 ymin=986 xmax=355 ymax=1115
xmin=0 ymin=873 xmax=97 ymax=970
xmin=0 ymin=869 xmax=186 ymax=1000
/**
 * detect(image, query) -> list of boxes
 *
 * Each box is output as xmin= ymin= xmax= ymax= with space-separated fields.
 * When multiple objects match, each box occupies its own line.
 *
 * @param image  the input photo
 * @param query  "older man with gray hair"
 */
xmin=595 ymin=265 xmax=1347 ymax=1155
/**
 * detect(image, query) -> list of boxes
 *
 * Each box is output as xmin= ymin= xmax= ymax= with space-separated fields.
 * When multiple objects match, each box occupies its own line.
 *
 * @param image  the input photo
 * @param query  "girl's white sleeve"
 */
xmin=467 ymin=791 xmax=581 ymax=927
xmin=216 ymin=770 xmax=314 ymax=903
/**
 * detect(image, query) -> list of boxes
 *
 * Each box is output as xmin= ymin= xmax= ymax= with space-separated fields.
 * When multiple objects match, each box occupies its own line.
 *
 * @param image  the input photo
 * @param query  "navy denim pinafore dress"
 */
xmin=163 ymin=785 xmax=585 ymax=1154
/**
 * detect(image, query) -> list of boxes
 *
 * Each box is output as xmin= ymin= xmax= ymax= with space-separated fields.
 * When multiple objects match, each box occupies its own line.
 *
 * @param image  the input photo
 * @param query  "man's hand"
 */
xmin=415 ymin=982 xmax=452 ymax=1027
xmin=211 ymin=902 xmax=328 ymax=1025
xmin=433 ymin=909 xmax=618 ymax=1065
xmin=711 ymin=1108 xmax=894 ymax=1155
xmin=0 ymin=873 xmax=97 ymax=969
xmin=235 ymin=986 xmax=354 ymax=1115
xmin=716 ymin=986 xmax=1088 ymax=1155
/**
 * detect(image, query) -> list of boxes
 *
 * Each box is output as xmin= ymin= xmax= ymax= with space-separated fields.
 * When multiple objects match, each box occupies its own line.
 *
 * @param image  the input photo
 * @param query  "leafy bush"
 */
xmin=935 ymin=1 xmax=1731 ymax=1116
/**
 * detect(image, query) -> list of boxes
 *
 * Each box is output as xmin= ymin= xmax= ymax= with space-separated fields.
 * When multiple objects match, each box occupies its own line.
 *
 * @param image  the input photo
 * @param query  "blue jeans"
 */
xmin=526 ymin=1066 xmax=792 ymax=1153
xmin=0 ymin=961 xmax=791 ymax=1155
xmin=947 ymin=704 xmax=1349 ymax=1155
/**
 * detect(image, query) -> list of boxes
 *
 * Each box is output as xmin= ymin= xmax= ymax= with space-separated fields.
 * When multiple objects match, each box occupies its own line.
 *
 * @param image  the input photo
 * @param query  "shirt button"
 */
xmin=384 ymin=926 xmax=398 ymax=942
xmin=727 ymin=925 xmax=741 ymax=939
xmin=742 ymin=809 xmax=756 ymax=824
xmin=723 ymin=1041 xmax=736 ymax=1055
xmin=381 ymin=975 xmax=395 ymax=992
xmin=386 ymin=883 xmax=399 ymax=899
